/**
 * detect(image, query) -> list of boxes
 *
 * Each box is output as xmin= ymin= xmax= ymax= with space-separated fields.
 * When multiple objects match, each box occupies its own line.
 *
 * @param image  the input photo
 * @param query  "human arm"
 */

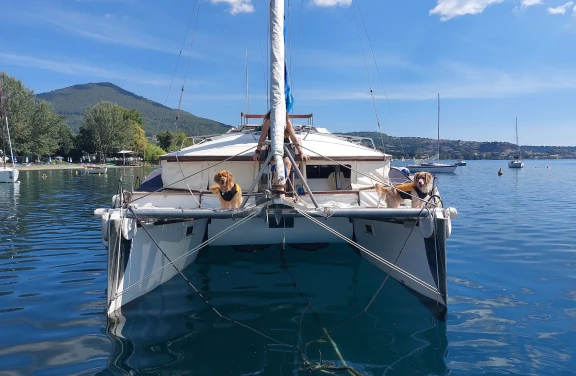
xmin=286 ymin=120 xmax=310 ymax=161
xmin=253 ymin=119 xmax=270 ymax=161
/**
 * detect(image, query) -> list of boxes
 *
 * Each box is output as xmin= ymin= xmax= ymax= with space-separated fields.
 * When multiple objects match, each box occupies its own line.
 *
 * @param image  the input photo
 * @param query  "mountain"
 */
xmin=36 ymin=82 xmax=231 ymax=135
xmin=343 ymin=131 xmax=576 ymax=160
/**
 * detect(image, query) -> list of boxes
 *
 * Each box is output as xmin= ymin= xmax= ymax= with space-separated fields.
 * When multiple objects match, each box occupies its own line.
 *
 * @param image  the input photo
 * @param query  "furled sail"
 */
xmin=269 ymin=0 xmax=286 ymax=185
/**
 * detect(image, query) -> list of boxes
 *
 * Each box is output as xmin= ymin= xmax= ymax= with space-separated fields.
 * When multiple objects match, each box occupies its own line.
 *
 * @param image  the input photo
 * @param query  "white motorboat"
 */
xmin=94 ymin=0 xmax=457 ymax=318
xmin=85 ymin=164 xmax=108 ymax=174
xmin=0 ymin=84 xmax=19 ymax=184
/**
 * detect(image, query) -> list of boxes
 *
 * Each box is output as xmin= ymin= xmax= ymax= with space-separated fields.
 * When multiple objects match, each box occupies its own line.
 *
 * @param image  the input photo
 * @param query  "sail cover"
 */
xmin=270 ymin=0 xmax=286 ymax=185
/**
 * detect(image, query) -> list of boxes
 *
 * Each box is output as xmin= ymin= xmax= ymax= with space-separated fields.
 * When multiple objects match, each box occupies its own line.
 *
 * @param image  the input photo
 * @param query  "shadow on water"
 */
xmin=97 ymin=244 xmax=448 ymax=376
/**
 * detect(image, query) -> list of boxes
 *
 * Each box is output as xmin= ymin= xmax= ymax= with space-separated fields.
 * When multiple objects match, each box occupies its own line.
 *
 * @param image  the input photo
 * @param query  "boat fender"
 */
xmin=443 ymin=207 xmax=457 ymax=238
xmin=121 ymin=217 xmax=137 ymax=240
xmin=101 ymin=212 xmax=110 ymax=242
xmin=445 ymin=207 xmax=458 ymax=219
xmin=418 ymin=214 xmax=434 ymax=238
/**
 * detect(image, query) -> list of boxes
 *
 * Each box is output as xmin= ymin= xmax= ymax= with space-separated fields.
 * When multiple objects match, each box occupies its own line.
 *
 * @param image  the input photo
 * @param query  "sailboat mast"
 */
xmin=245 ymin=49 xmax=249 ymax=116
xmin=437 ymin=93 xmax=440 ymax=163
xmin=4 ymin=117 xmax=15 ymax=169
xmin=269 ymin=0 xmax=286 ymax=184
xmin=516 ymin=117 xmax=520 ymax=155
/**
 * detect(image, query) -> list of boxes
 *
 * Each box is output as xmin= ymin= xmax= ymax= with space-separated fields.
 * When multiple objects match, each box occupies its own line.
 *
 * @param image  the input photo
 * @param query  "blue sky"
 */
xmin=1 ymin=0 xmax=575 ymax=146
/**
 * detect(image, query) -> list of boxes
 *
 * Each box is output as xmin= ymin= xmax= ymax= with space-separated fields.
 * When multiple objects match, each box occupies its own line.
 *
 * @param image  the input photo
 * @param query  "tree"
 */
xmin=1 ymin=72 xmax=69 ymax=160
xmin=26 ymin=100 xmax=66 ymax=159
xmin=145 ymin=143 xmax=165 ymax=164
xmin=79 ymin=101 xmax=129 ymax=162
xmin=156 ymin=131 xmax=173 ymax=151
xmin=0 ymin=72 xmax=35 ymax=156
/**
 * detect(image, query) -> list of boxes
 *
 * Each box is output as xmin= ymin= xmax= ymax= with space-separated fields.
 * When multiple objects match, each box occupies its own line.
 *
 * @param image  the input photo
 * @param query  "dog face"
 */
xmin=413 ymin=172 xmax=433 ymax=193
xmin=210 ymin=170 xmax=242 ymax=209
xmin=214 ymin=170 xmax=233 ymax=188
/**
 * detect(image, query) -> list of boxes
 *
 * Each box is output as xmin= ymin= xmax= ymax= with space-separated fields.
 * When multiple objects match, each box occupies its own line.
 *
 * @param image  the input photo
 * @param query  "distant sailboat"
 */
xmin=0 ymin=84 xmax=19 ymax=184
xmin=406 ymin=94 xmax=458 ymax=174
xmin=508 ymin=117 xmax=524 ymax=169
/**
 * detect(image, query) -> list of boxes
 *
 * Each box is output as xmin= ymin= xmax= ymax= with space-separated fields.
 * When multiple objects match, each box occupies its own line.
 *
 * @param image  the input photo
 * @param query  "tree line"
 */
xmin=0 ymin=71 xmax=191 ymax=165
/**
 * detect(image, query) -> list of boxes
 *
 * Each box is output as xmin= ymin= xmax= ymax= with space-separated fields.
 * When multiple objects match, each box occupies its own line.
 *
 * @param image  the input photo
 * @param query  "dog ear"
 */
xmin=226 ymin=170 xmax=233 ymax=181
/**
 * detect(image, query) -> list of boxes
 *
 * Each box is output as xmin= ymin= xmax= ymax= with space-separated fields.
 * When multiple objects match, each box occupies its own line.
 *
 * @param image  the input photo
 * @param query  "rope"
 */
xmin=352 ymin=0 xmax=407 ymax=158
xmin=112 ymin=205 xmax=263 ymax=299
xmin=290 ymin=206 xmax=439 ymax=348
xmin=175 ymin=2 xmax=202 ymax=131
xmin=297 ymin=143 xmax=439 ymax=207
xmin=111 ymin=205 xmax=296 ymax=348
xmin=158 ymin=0 xmax=200 ymax=135
xmin=350 ymin=0 xmax=384 ymax=153
xmin=174 ymin=136 xmax=201 ymax=207
xmin=128 ymin=144 xmax=258 ymax=205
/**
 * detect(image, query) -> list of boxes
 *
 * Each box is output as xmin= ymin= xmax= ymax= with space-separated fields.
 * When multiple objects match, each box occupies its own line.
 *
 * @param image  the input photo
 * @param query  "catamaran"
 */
xmin=94 ymin=0 xmax=457 ymax=317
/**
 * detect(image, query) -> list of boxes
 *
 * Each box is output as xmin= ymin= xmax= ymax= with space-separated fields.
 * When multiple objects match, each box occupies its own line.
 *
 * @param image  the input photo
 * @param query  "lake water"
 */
xmin=1 ymin=160 xmax=575 ymax=376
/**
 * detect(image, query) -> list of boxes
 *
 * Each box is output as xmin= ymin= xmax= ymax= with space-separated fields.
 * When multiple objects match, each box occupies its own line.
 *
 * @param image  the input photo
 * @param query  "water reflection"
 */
xmin=100 ymin=245 xmax=448 ymax=375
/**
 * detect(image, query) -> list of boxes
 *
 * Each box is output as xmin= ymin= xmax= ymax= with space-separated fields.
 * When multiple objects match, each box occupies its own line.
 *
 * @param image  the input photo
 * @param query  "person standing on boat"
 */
xmin=252 ymin=111 xmax=310 ymax=172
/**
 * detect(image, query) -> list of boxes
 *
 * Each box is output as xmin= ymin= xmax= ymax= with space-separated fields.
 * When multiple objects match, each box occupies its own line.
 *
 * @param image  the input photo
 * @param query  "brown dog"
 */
xmin=375 ymin=171 xmax=434 ymax=209
xmin=210 ymin=170 xmax=242 ymax=209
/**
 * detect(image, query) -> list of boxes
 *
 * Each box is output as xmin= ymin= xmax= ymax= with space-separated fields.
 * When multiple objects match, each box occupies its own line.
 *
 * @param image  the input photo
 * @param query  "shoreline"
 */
xmin=7 ymin=164 xmax=154 ymax=171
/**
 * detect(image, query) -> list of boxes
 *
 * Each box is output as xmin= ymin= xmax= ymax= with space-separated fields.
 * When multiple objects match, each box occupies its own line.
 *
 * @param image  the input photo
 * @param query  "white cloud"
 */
xmin=430 ymin=0 xmax=504 ymax=21
xmin=0 ymin=53 xmax=172 ymax=87
xmin=520 ymin=0 xmax=542 ymax=7
xmin=210 ymin=0 xmax=254 ymax=15
xmin=312 ymin=0 xmax=352 ymax=6
xmin=547 ymin=1 xmax=574 ymax=14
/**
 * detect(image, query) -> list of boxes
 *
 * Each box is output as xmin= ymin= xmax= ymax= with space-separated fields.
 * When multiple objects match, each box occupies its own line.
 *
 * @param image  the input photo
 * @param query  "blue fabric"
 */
xmin=283 ymin=20 xmax=294 ymax=112
xmin=270 ymin=164 xmax=288 ymax=176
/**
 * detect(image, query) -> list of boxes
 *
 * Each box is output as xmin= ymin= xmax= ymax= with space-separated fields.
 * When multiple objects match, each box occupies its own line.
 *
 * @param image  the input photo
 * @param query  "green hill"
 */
xmin=36 ymin=82 xmax=231 ymax=136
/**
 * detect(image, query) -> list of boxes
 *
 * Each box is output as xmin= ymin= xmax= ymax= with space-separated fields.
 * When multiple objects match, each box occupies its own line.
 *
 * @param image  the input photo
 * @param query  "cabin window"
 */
xmin=186 ymin=226 xmax=194 ymax=236
xmin=304 ymin=164 xmax=351 ymax=191
xmin=305 ymin=164 xmax=351 ymax=178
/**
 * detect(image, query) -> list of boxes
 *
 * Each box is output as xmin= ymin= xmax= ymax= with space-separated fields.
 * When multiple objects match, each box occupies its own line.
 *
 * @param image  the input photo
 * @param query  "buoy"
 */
xmin=498 ymin=168 xmax=503 ymax=176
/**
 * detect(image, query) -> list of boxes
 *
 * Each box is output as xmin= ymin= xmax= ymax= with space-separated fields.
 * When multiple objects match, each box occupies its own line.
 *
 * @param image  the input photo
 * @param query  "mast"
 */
xmin=245 ymin=49 xmax=249 ymax=117
xmin=5 ymin=117 xmax=15 ymax=169
xmin=516 ymin=117 xmax=520 ymax=158
xmin=437 ymin=93 xmax=440 ymax=163
xmin=269 ymin=0 xmax=286 ymax=185
xmin=0 ymin=84 xmax=16 ymax=169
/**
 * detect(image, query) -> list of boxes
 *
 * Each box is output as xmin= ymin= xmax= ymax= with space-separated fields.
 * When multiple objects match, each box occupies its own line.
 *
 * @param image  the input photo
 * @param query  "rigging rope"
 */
xmin=159 ymin=0 xmax=200 ymax=135
xmin=351 ymin=0 xmax=407 ymax=158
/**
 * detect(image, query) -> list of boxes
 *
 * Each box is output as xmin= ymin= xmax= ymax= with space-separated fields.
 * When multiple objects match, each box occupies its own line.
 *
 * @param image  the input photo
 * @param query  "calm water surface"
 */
xmin=0 ymin=161 xmax=575 ymax=375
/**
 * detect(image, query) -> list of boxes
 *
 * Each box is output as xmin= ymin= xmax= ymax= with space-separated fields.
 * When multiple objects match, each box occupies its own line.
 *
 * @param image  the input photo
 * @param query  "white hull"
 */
xmin=354 ymin=217 xmax=448 ymax=306
xmin=405 ymin=164 xmax=458 ymax=174
xmin=0 ymin=167 xmax=19 ymax=183
xmin=85 ymin=165 xmax=108 ymax=174
xmin=106 ymin=216 xmax=208 ymax=314
xmin=98 ymin=186 xmax=454 ymax=313
xmin=508 ymin=160 xmax=524 ymax=168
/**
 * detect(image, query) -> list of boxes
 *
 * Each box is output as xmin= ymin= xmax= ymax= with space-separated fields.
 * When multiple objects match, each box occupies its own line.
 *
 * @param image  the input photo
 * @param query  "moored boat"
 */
xmin=93 ymin=0 xmax=458 ymax=318
xmin=0 ymin=84 xmax=19 ymax=184
xmin=85 ymin=164 xmax=108 ymax=174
